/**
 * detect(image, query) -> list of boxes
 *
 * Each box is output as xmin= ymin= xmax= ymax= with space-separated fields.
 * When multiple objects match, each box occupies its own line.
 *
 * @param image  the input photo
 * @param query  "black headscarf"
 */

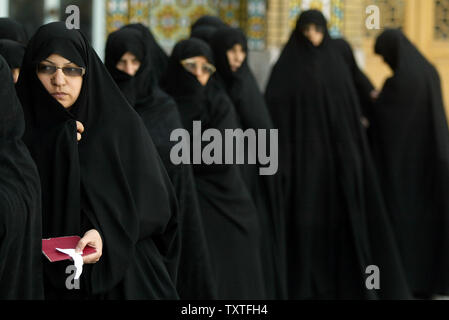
xmin=210 ymin=26 xmax=287 ymax=299
xmin=375 ymin=29 xmax=401 ymax=70
xmin=105 ymin=24 xmax=217 ymax=299
xmin=0 ymin=18 xmax=28 ymax=44
xmin=265 ymin=10 xmax=412 ymax=299
xmin=190 ymin=25 xmax=218 ymax=44
xmin=16 ymin=22 xmax=180 ymax=299
xmin=190 ymin=16 xmax=227 ymax=45
xmin=162 ymin=38 xmax=266 ymax=299
xmin=0 ymin=39 xmax=26 ymax=69
xmin=0 ymin=55 xmax=43 ymax=299
xmin=191 ymin=15 xmax=227 ymax=33
xmin=369 ymin=29 xmax=449 ymax=296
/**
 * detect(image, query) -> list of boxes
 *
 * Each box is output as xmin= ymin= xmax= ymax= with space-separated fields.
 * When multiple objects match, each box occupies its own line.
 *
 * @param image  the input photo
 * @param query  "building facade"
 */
xmin=1 ymin=0 xmax=448 ymax=118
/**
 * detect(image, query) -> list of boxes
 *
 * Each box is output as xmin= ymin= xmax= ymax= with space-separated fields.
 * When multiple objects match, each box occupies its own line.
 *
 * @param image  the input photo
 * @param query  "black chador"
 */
xmin=210 ymin=26 xmax=286 ymax=299
xmin=0 ymin=55 xmax=43 ymax=299
xmin=162 ymin=38 xmax=266 ymax=299
xmin=105 ymin=23 xmax=217 ymax=299
xmin=265 ymin=10 xmax=411 ymax=299
xmin=16 ymin=22 xmax=180 ymax=299
xmin=0 ymin=17 xmax=28 ymax=44
xmin=369 ymin=29 xmax=449 ymax=297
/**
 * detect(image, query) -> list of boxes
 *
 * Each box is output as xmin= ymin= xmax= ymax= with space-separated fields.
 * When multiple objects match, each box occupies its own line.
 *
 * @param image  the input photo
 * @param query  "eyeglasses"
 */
xmin=37 ymin=63 xmax=86 ymax=77
xmin=180 ymin=58 xmax=216 ymax=75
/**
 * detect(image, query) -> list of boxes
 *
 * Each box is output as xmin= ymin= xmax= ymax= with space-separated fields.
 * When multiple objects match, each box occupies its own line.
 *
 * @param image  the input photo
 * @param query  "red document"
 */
xmin=42 ymin=236 xmax=97 ymax=262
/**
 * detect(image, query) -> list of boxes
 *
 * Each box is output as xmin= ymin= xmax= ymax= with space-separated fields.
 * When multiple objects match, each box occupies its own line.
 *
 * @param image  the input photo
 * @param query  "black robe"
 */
xmin=210 ymin=27 xmax=287 ymax=299
xmin=105 ymin=23 xmax=217 ymax=299
xmin=369 ymin=29 xmax=449 ymax=296
xmin=16 ymin=22 xmax=180 ymax=300
xmin=265 ymin=10 xmax=411 ymax=299
xmin=0 ymin=55 xmax=43 ymax=299
xmin=0 ymin=18 xmax=28 ymax=44
xmin=0 ymin=39 xmax=26 ymax=70
xmin=333 ymin=38 xmax=375 ymax=120
xmin=162 ymin=38 xmax=266 ymax=299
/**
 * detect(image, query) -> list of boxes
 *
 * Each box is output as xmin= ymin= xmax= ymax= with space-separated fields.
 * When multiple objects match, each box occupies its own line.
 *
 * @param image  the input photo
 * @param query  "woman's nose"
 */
xmin=125 ymin=63 xmax=134 ymax=75
xmin=52 ymin=69 xmax=66 ymax=86
xmin=193 ymin=65 xmax=203 ymax=76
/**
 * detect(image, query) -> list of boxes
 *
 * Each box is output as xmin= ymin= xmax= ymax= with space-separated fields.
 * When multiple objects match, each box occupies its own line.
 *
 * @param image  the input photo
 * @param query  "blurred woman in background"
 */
xmin=370 ymin=29 xmax=449 ymax=298
xmin=162 ymin=38 xmax=266 ymax=299
xmin=210 ymin=26 xmax=286 ymax=299
xmin=265 ymin=10 xmax=411 ymax=299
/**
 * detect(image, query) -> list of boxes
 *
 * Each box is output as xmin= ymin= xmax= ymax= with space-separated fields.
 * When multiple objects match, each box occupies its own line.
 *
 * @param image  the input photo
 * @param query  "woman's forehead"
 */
xmin=43 ymin=53 xmax=74 ymax=64
xmin=229 ymin=43 xmax=244 ymax=51
xmin=187 ymin=56 xmax=207 ymax=63
xmin=120 ymin=52 xmax=139 ymax=60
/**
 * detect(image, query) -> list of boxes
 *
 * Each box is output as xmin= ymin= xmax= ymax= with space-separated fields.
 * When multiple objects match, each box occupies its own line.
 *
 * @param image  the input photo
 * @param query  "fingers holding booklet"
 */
xmin=42 ymin=233 xmax=100 ymax=264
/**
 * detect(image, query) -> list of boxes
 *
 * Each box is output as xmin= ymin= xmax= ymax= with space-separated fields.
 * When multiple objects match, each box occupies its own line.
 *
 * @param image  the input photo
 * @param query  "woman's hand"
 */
xmin=75 ymin=229 xmax=103 ymax=264
xmin=76 ymin=121 xmax=84 ymax=142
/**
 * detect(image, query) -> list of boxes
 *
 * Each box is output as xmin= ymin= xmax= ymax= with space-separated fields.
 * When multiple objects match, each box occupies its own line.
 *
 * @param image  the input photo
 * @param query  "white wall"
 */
xmin=0 ymin=0 xmax=9 ymax=17
xmin=92 ymin=0 xmax=106 ymax=61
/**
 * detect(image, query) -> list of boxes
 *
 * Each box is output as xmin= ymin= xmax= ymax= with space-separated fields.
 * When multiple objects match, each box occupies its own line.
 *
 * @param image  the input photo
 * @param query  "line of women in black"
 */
xmin=0 ymin=9 xmax=448 ymax=299
xmin=265 ymin=10 xmax=449 ymax=299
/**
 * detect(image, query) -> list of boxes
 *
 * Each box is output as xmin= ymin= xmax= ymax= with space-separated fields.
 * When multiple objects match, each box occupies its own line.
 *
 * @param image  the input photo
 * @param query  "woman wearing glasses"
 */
xmin=161 ymin=38 xmax=266 ymax=299
xmin=105 ymin=23 xmax=217 ymax=299
xmin=16 ymin=22 xmax=180 ymax=299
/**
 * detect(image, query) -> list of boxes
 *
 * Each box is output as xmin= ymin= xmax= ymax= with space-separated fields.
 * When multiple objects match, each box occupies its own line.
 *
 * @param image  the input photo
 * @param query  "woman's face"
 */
xmin=303 ymin=24 xmax=324 ymax=47
xmin=226 ymin=43 xmax=246 ymax=72
xmin=181 ymin=56 xmax=215 ymax=86
xmin=116 ymin=51 xmax=141 ymax=76
xmin=36 ymin=54 xmax=84 ymax=109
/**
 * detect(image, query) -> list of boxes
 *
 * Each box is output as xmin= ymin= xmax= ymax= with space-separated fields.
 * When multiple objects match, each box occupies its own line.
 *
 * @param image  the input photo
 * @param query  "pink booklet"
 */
xmin=42 ymin=236 xmax=97 ymax=262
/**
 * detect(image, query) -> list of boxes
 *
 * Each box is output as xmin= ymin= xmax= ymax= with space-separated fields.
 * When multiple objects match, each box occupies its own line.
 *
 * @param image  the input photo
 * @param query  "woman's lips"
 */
xmin=51 ymin=92 xmax=67 ymax=99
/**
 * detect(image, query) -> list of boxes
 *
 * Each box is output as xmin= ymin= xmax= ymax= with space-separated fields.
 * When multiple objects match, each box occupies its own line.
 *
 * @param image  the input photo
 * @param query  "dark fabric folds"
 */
xmin=0 ymin=18 xmax=28 ymax=44
xmin=210 ymin=26 xmax=287 ymax=299
xmin=333 ymin=38 xmax=375 ymax=120
xmin=0 ymin=54 xmax=43 ymax=299
xmin=265 ymin=10 xmax=412 ymax=299
xmin=0 ymin=39 xmax=26 ymax=69
xmin=369 ymin=29 xmax=449 ymax=296
xmin=105 ymin=23 xmax=217 ymax=299
xmin=162 ymin=38 xmax=266 ymax=299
